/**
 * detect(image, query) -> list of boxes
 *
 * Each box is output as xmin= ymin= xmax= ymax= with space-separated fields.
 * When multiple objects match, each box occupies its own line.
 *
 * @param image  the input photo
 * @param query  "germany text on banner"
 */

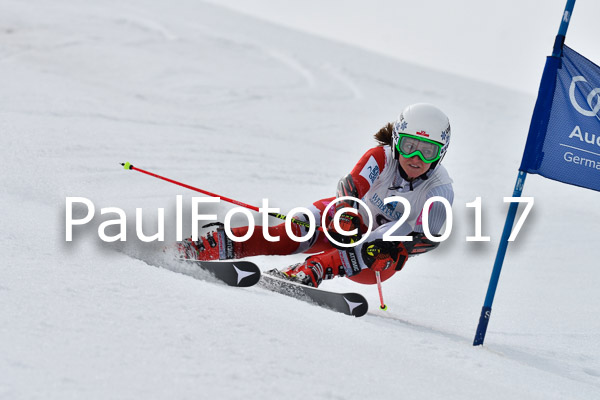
xmin=520 ymin=45 xmax=600 ymax=192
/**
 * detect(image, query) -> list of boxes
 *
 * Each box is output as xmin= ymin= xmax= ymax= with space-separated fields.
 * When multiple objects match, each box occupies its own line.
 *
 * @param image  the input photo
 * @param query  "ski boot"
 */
xmin=270 ymin=249 xmax=346 ymax=287
xmin=177 ymin=223 xmax=234 ymax=261
xmin=279 ymin=262 xmax=322 ymax=287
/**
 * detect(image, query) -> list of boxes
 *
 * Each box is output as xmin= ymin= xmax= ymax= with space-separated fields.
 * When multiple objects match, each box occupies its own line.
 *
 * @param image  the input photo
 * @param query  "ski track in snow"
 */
xmin=10 ymin=109 xmax=216 ymax=132
xmin=111 ymin=15 xmax=179 ymax=41
xmin=125 ymin=244 xmax=600 ymax=393
xmin=182 ymin=17 xmax=363 ymax=99
xmin=263 ymin=48 xmax=317 ymax=89
xmin=370 ymin=312 xmax=600 ymax=390
xmin=126 ymin=243 xmax=600 ymax=394
xmin=321 ymin=62 xmax=363 ymax=99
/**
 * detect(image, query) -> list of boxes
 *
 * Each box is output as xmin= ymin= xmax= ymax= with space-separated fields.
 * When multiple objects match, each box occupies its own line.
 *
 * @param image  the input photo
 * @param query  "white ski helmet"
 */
xmin=392 ymin=103 xmax=451 ymax=168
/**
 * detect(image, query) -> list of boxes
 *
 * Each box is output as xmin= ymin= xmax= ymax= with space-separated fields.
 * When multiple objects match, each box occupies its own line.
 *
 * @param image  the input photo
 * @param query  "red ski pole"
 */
xmin=121 ymin=162 xmax=318 ymax=230
xmin=375 ymin=271 xmax=388 ymax=310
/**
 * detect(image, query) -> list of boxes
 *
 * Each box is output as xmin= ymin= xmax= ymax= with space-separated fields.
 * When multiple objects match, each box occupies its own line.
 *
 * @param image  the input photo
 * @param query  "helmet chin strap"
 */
xmin=393 ymin=161 xmax=430 ymax=191
xmin=390 ymin=156 xmax=438 ymax=191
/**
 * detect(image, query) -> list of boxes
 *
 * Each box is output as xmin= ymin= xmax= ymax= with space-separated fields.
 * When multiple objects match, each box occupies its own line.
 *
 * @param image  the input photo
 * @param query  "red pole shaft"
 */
xmin=121 ymin=162 xmax=323 ymax=232
xmin=375 ymin=271 xmax=387 ymax=311
xmin=124 ymin=163 xmax=260 ymax=212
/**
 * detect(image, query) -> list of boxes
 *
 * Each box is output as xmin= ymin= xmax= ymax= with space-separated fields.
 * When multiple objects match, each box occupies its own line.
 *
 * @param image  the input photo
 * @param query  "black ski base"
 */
xmin=259 ymin=271 xmax=369 ymax=317
xmin=180 ymin=260 xmax=261 ymax=287
xmin=176 ymin=260 xmax=368 ymax=317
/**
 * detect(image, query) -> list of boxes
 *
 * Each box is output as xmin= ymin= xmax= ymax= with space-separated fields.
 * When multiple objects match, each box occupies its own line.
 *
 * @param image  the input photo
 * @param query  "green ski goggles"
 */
xmin=396 ymin=134 xmax=443 ymax=163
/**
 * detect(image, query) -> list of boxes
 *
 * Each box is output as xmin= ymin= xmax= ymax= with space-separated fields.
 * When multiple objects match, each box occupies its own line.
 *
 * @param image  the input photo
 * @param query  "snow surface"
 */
xmin=1 ymin=1 xmax=599 ymax=399
xmin=203 ymin=0 xmax=600 ymax=95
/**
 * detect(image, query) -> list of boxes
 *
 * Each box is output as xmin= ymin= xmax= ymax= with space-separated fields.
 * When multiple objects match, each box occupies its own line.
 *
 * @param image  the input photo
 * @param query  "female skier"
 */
xmin=179 ymin=103 xmax=454 ymax=287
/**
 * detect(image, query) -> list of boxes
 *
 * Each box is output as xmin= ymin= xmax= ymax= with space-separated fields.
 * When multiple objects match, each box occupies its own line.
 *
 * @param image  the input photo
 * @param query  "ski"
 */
xmin=179 ymin=260 xmax=261 ymax=287
xmin=175 ymin=260 xmax=368 ymax=316
xmin=258 ymin=271 xmax=369 ymax=317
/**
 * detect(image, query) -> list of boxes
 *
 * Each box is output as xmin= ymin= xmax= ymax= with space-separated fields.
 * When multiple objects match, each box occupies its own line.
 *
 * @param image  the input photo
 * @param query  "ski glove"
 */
xmin=403 ymin=233 xmax=440 ymax=255
xmin=361 ymin=239 xmax=408 ymax=272
xmin=326 ymin=201 xmax=363 ymax=249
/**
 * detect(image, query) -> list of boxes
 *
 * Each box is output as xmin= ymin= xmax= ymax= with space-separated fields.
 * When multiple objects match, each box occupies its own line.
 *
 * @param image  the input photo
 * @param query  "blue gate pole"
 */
xmin=473 ymin=0 xmax=576 ymax=346
xmin=473 ymin=172 xmax=526 ymax=346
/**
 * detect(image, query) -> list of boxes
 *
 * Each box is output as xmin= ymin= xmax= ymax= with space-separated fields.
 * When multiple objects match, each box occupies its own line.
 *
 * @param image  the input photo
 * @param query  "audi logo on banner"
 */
xmin=569 ymin=76 xmax=600 ymax=119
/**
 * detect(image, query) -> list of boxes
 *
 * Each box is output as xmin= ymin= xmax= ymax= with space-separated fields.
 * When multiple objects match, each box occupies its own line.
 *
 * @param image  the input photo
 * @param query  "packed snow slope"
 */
xmin=1 ymin=1 xmax=599 ymax=399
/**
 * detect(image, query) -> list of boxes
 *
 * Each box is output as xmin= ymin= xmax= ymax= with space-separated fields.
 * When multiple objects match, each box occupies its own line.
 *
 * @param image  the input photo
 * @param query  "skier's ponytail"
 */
xmin=374 ymin=123 xmax=394 ymax=147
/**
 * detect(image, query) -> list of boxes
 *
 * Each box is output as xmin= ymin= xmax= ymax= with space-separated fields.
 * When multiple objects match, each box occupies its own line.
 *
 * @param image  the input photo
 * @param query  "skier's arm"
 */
xmin=337 ymin=146 xmax=387 ymax=201
xmin=327 ymin=147 xmax=387 ymax=247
